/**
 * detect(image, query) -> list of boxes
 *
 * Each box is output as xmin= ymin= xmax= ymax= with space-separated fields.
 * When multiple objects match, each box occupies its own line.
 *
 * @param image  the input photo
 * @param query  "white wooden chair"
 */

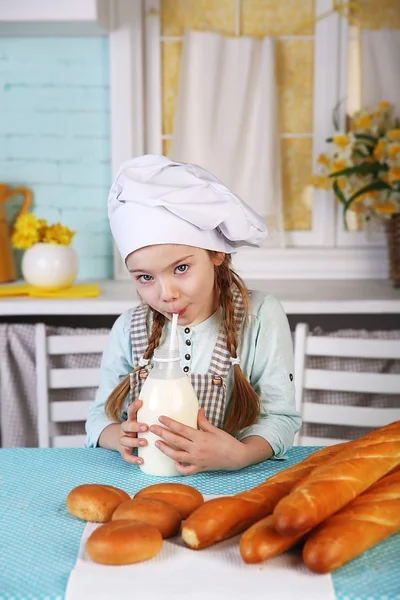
xmin=293 ymin=322 xmax=400 ymax=446
xmin=35 ymin=323 xmax=109 ymax=448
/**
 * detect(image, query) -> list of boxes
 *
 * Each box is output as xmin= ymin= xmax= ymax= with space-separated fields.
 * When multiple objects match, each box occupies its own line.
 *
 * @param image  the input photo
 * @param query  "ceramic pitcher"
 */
xmin=0 ymin=184 xmax=32 ymax=283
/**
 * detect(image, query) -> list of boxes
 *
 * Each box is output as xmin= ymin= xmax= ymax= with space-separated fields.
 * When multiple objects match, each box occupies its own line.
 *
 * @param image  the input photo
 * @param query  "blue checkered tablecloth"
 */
xmin=0 ymin=447 xmax=399 ymax=600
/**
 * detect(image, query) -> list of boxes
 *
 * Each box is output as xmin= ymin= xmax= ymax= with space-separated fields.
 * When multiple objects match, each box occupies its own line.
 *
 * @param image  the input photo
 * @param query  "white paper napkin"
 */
xmin=65 ymin=496 xmax=336 ymax=600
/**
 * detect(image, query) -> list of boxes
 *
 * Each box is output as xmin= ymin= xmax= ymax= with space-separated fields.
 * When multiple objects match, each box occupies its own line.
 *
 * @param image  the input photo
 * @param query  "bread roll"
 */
xmin=112 ymin=497 xmax=182 ymax=538
xmin=134 ymin=483 xmax=204 ymax=519
xmin=273 ymin=421 xmax=400 ymax=536
xmin=181 ymin=442 xmax=348 ymax=550
xmin=239 ymin=515 xmax=305 ymax=564
xmin=86 ymin=520 xmax=163 ymax=565
xmin=66 ymin=484 xmax=130 ymax=522
xmin=303 ymin=468 xmax=400 ymax=573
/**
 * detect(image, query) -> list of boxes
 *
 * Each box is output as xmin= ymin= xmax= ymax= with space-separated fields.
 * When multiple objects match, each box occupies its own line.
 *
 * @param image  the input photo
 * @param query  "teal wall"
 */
xmin=0 ymin=36 xmax=113 ymax=280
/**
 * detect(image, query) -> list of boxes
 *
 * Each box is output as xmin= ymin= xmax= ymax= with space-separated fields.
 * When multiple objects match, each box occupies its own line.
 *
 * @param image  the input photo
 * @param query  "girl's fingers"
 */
xmin=155 ymin=440 xmax=190 ymax=464
xmin=127 ymin=399 xmax=143 ymax=421
xmin=157 ymin=416 xmax=196 ymax=441
xmin=120 ymin=448 xmax=143 ymax=465
xmin=121 ymin=420 xmax=148 ymax=434
xmin=120 ymin=435 xmax=147 ymax=449
xmin=174 ymin=461 xmax=201 ymax=476
xmin=150 ymin=425 xmax=191 ymax=451
xmin=197 ymin=408 xmax=215 ymax=432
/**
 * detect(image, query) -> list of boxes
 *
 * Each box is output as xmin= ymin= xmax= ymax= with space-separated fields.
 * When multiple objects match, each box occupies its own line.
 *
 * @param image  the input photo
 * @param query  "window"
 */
xmin=110 ymin=0 xmax=387 ymax=280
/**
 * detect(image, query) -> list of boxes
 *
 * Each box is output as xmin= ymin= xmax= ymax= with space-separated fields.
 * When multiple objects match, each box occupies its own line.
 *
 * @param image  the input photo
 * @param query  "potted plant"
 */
xmin=312 ymin=101 xmax=400 ymax=286
xmin=11 ymin=213 xmax=77 ymax=290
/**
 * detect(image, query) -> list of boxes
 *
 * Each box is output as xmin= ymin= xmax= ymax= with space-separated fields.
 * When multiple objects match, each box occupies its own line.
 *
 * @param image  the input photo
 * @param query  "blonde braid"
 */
xmin=212 ymin=253 xmax=260 ymax=435
xmin=105 ymin=307 xmax=166 ymax=422
xmin=143 ymin=309 xmax=165 ymax=359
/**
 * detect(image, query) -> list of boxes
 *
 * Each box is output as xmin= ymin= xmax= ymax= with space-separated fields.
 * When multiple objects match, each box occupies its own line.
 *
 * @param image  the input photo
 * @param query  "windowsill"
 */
xmin=113 ymin=245 xmax=388 ymax=282
xmin=232 ymin=246 xmax=388 ymax=280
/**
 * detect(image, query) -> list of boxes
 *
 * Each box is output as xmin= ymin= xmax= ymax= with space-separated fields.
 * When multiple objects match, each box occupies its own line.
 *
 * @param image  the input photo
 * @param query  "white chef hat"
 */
xmin=108 ymin=154 xmax=268 ymax=262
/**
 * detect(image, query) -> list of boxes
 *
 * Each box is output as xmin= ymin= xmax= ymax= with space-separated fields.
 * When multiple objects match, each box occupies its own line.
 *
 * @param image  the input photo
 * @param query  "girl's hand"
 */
xmin=119 ymin=400 xmax=148 ymax=465
xmin=149 ymin=408 xmax=248 ymax=475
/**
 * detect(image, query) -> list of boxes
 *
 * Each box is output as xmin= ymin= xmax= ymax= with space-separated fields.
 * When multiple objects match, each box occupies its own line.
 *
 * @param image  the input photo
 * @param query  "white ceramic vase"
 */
xmin=22 ymin=243 xmax=78 ymax=290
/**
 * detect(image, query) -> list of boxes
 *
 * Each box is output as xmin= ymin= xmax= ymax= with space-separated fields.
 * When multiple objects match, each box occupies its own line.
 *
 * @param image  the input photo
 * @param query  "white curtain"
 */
xmin=170 ymin=29 xmax=283 ymax=246
xmin=360 ymin=29 xmax=400 ymax=113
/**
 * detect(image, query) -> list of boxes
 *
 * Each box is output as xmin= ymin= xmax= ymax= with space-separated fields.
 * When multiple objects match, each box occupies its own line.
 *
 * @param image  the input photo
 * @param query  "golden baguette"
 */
xmin=181 ymin=442 xmax=348 ymax=550
xmin=240 ymin=467 xmax=400 ymax=566
xmin=182 ymin=421 xmax=400 ymax=550
xmin=303 ymin=468 xmax=400 ymax=573
xmin=239 ymin=514 xmax=305 ymax=564
xmin=273 ymin=420 xmax=400 ymax=536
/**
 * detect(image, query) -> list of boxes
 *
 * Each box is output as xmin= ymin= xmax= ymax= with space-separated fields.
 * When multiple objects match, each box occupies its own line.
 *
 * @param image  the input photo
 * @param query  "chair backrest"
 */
xmin=294 ymin=322 xmax=400 ymax=446
xmin=35 ymin=323 xmax=109 ymax=448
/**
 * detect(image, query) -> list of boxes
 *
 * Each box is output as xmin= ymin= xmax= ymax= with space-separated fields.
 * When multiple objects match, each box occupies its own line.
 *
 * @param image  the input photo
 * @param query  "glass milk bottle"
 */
xmin=137 ymin=333 xmax=199 ymax=477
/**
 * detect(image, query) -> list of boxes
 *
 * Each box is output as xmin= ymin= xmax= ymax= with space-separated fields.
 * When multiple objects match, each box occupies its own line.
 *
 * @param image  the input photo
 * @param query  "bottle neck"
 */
xmin=150 ymin=358 xmax=184 ymax=380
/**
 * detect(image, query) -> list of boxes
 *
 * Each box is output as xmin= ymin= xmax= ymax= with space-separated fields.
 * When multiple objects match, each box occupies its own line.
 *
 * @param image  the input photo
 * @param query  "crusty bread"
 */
xmin=86 ymin=520 xmax=163 ymax=565
xmin=273 ymin=421 xmax=400 ymax=536
xmin=134 ymin=483 xmax=204 ymax=519
xmin=112 ymin=497 xmax=182 ymax=538
xmin=239 ymin=514 xmax=304 ymax=564
xmin=302 ymin=468 xmax=400 ymax=573
xmin=240 ymin=466 xmax=400 ymax=566
xmin=66 ymin=484 xmax=130 ymax=522
xmin=181 ymin=442 xmax=348 ymax=550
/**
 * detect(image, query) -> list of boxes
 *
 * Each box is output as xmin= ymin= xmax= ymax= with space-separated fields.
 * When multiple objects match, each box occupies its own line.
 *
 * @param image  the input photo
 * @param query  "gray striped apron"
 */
xmin=128 ymin=290 xmax=244 ymax=429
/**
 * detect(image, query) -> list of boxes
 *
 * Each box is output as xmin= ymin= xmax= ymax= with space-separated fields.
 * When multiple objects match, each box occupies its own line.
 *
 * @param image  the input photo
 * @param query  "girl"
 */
xmin=86 ymin=155 xmax=301 ymax=474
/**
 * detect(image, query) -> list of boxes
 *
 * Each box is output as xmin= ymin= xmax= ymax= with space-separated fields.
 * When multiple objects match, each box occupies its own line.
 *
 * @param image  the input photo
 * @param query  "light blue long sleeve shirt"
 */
xmin=85 ymin=290 xmax=301 ymax=458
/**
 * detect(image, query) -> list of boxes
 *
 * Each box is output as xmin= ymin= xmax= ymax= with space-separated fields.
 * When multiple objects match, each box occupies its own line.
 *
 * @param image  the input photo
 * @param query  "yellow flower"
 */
xmin=37 ymin=218 xmax=48 ymax=233
xmin=331 ymin=160 xmax=347 ymax=174
xmin=11 ymin=213 xmax=43 ymax=249
xmin=11 ymin=228 xmax=40 ymax=250
xmin=333 ymin=134 xmax=349 ymax=148
xmin=42 ymin=223 xmax=75 ymax=245
xmin=310 ymin=174 xmax=331 ymax=190
xmin=372 ymin=201 xmax=396 ymax=215
xmin=373 ymin=139 xmax=386 ymax=162
xmin=387 ymin=129 xmax=400 ymax=141
xmin=348 ymin=202 xmax=364 ymax=213
xmin=314 ymin=101 xmax=400 ymax=220
xmin=356 ymin=113 xmax=372 ymax=130
xmin=11 ymin=212 xmax=75 ymax=248
xmin=317 ymin=153 xmax=330 ymax=166
xmin=355 ymin=191 xmax=376 ymax=204
xmin=388 ymin=143 xmax=400 ymax=158
xmin=389 ymin=167 xmax=400 ymax=184
xmin=13 ymin=213 xmax=40 ymax=234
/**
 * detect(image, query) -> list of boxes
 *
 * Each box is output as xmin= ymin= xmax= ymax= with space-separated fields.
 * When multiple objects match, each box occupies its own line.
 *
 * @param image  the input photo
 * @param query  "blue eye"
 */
xmin=137 ymin=274 xmax=153 ymax=283
xmin=175 ymin=264 xmax=189 ymax=274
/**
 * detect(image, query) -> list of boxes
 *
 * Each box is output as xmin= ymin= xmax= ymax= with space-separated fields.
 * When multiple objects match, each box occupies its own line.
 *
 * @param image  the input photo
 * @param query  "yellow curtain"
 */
xmin=350 ymin=0 xmax=400 ymax=30
xmin=296 ymin=0 xmax=400 ymax=32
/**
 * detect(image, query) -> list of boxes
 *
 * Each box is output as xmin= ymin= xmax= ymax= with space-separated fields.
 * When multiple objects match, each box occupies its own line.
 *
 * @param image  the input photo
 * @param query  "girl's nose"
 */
xmin=160 ymin=281 xmax=179 ymax=303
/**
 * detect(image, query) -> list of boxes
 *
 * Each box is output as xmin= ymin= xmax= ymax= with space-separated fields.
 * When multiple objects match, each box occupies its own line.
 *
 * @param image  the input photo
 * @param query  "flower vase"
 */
xmin=21 ymin=243 xmax=78 ymax=290
xmin=385 ymin=214 xmax=400 ymax=288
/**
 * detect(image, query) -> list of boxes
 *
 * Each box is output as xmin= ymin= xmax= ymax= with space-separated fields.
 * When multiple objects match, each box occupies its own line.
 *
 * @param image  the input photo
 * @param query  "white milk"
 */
xmin=136 ymin=324 xmax=199 ymax=477
xmin=137 ymin=375 xmax=199 ymax=477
